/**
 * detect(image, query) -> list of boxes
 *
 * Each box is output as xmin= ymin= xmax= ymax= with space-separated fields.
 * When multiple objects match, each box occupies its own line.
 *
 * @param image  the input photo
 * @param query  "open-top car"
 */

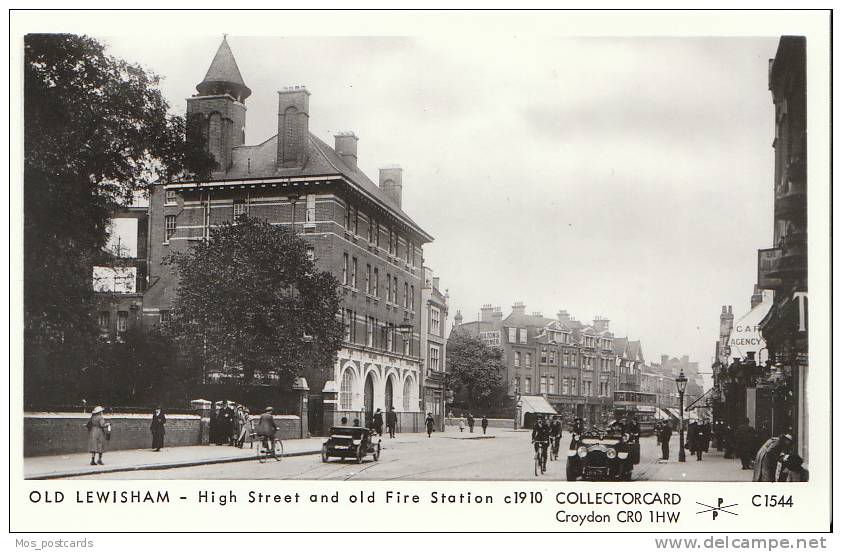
xmin=321 ymin=426 xmax=381 ymax=464
xmin=566 ymin=428 xmax=639 ymax=481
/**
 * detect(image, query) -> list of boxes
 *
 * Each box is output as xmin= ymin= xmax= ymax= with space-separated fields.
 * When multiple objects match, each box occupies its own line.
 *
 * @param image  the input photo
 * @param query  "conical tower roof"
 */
xmin=196 ymin=36 xmax=252 ymax=102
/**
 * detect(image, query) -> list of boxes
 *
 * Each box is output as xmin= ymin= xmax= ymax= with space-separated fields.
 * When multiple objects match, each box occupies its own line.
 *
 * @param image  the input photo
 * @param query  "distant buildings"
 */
xmin=452 ymin=302 xmax=692 ymax=427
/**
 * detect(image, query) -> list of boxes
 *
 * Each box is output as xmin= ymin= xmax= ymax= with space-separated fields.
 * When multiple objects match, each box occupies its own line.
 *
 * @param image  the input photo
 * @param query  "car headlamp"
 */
xmin=577 ymin=446 xmax=588 ymax=458
xmin=606 ymin=448 xmax=617 ymax=459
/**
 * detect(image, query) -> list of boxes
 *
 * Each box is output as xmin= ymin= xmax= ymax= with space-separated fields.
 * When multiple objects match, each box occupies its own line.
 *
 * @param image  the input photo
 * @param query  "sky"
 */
xmin=101 ymin=33 xmax=781 ymax=380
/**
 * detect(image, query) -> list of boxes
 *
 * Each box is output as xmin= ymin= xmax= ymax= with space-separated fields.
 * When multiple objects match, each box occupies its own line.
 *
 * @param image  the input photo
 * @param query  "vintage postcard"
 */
xmin=7 ymin=7 xmax=833 ymax=541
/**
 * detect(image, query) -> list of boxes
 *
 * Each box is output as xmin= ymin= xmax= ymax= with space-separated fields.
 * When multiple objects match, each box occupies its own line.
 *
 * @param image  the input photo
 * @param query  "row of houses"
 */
xmin=449 ymin=304 xmax=702 ymax=427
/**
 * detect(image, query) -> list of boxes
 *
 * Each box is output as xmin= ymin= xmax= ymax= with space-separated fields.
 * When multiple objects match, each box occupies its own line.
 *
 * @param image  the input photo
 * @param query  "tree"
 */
xmin=23 ymin=34 xmax=213 ymax=392
xmin=165 ymin=217 xmax=344 ymax=388
xmin=446 ymin=331 xmax=506 ymax=412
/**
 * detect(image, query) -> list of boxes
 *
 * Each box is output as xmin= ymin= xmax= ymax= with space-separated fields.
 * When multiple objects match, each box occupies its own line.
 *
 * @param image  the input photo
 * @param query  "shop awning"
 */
xmin=519 ymin=395 xmax=558 ymax=415
xmin=666 ymin=408 xmax=682 ymax=419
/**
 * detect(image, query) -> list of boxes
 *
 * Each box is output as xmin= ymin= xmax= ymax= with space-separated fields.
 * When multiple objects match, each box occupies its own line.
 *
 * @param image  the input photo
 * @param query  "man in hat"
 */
xmin=372 ymin=408 xmax=384 ymax=436
xmin=256 ymin=407 xmax=278 ymax=454
xmin=733 ymin=417 xmax=758 ymax=470
xmin=386 ymin=406 xmax=398 ymax=438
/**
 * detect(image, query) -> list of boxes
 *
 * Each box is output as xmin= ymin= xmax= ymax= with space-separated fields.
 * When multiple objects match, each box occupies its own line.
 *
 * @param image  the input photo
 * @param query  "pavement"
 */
xmin=24 ymin=428 xmax=497 ymax=480
xmin=632 ymin=441 xmax=753 ymax=482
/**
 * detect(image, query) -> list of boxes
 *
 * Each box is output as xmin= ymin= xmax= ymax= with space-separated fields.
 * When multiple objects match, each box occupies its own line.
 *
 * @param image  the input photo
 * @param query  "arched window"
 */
xmin=403 ymin=378 xmax=413 ymax=411
xmin=340 ymin=369 xmax=354 ymax=410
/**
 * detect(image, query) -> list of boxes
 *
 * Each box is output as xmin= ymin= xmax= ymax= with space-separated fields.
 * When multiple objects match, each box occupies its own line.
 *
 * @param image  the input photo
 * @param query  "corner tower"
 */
xmin=187 ymin=36 xmax=251 ymax=173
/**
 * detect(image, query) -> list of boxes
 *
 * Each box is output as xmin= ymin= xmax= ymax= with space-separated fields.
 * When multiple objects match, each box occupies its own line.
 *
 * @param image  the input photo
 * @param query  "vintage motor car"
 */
xmin=566 ymin=428 xmax=639 ymax=481
xmin=321 ymin=426 xmax=381 ymax=464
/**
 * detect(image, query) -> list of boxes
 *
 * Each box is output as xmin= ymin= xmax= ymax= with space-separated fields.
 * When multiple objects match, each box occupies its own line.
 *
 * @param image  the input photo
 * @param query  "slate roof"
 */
xmin=613 ymin=337 xmax=629 ymax=357
xmin=196 ymin=37 xmax=251 ymax=100
xmin=187 ymin=131 xmax=432 ymax=242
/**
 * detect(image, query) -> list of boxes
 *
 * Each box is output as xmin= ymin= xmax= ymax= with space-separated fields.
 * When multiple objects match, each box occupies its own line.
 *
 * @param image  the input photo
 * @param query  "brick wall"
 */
xmin=23 ymin=413 xmax=303 ymax=457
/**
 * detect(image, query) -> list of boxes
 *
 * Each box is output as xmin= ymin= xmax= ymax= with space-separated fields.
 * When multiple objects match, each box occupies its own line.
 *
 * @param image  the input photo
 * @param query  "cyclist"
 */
xmin=550 ymin=415 xmax=563 ymax=459
xmin=256 ymin=406 xmax=278 ymax=454
xmin=570 ymin=416 xmax=585 ymax=450
xmin=531 ymin=416 xmax=551 ymax=472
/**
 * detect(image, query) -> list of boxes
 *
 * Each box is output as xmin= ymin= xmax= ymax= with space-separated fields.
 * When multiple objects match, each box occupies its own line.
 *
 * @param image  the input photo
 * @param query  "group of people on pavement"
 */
xmin=209 ymin=401 xmax=252 ymax=448
xmin=371 ymin=407 xmax=399 ymax=438
xmin=651 ymin=416 xmax=808 ymax=482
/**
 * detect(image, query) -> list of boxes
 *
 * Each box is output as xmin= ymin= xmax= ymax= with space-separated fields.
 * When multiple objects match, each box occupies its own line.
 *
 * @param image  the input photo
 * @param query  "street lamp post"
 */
xmin=676 ymin=370 xmax=688 ymax=462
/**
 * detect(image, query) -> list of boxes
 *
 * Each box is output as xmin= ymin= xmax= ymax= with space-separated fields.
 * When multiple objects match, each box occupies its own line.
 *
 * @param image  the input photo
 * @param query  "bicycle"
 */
xmin=256 ymin=430 xmax=284 ymax=463
xmin=533 ymin=440 xmax=548 ymax=476
xmin=550 ymin=435 xmax=562 ymax=461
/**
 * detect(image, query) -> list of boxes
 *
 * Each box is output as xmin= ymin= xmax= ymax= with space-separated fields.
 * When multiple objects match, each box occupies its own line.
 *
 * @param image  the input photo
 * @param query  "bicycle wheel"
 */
xmin=534 ymin=452 xmax=540 ymax=476
xmin=272 ymin=439 xmax=284 ymax=461
xmin=257 ymin=440 xmax=267 ymax=463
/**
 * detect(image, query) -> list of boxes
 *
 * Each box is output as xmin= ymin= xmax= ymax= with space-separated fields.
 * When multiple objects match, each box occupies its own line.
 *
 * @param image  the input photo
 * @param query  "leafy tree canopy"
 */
xmin=165 ymin=217 xmax=344 ymax=387
xmin=24 ymin=33 xmax=213 ymax=349
xmin=446 ymin=331 xmax=506 ymax=411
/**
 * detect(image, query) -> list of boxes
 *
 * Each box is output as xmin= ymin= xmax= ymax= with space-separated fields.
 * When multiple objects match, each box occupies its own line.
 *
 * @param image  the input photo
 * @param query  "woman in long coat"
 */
xmin=150 ymin=406 xmax=166 ymax=451
xmin=86 ymin=406 xmax=110 ymax=465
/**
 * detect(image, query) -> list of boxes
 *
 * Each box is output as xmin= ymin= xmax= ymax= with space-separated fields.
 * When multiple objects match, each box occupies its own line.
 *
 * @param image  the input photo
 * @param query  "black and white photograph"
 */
xmin=10 ymin=8 xmax=832 ymax=537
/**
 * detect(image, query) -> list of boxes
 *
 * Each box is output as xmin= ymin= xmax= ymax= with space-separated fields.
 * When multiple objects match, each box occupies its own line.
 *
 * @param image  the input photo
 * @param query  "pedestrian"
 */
xmin=86 ymin=406 xmax=110 ymax=466
xmin=458 ymin=418 xmax=465 ymax=432
xmin=208 ymin=402 xmax=220 ymax=445
xmin=733 ymin=418 xmax=757 ymax=470
xmin=340 ymin=416 xmax=349 ymax=425
xmin=655 ymin=421 xmax=662 ymax=445
xmin=481 ymin=415 xmax=489 ymax=435
xmin=150 ymin=406 xmax=166 ymax=452
xmin=372 ymin=408 xmax=384 ymax=436
xmin=425 ymin=412 xmax=435 ymax=438
xmin=722 ymin=423 xmax=735 ymax=459
xmin=659 ymin=422 xmax=673 ymax=460
xmin=235 ymin=407 xmax=250 ymax=448
xmin=352 ymin=418 xmax=361 ymax=427
xmin=220 ymin=401 xmax=235 ymax=445
xmin=447 ymin=410 xmax=453 ymax=427
xmin=701 ymin=421 xmax=712 ymax=454
xmin=753 ymin=434 xmax=793 ymax=482
xmin=232 ymin=405 xmax=242 ymax=446
xmin=467 ymin=413 xmax=475 ymax=433
xmin=386 ymin=406 xmax=397 ymax=438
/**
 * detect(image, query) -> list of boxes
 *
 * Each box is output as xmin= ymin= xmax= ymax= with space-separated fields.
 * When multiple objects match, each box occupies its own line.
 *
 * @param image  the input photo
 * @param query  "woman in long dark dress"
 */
xmin=151 ymin=406 xmax=166 ymax=451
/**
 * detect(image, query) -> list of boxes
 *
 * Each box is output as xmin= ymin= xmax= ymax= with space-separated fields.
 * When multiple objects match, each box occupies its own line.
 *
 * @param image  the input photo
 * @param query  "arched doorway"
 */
xmin=364 ymin=373 xmax=375 ymax=426
xmin=385 ymin=377 xmax=394 ymax=410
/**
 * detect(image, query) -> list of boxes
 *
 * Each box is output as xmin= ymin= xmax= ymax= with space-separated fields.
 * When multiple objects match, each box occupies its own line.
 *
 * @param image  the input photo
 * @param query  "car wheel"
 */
xmin=321 ymin=444 xmax=329 ymax=463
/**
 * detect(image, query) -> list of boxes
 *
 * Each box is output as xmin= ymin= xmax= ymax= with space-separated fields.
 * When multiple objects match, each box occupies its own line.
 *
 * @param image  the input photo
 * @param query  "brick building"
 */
xmin=143 ymin=37 xmax=433 ymax=429
xmin=451 ymin=303 xmax=615 ymax=424
xmin=419 ymin=267 xmax=449 ymax=429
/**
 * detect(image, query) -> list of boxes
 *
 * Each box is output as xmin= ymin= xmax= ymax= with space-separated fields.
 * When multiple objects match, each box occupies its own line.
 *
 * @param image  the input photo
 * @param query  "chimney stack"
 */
xmin=593 ymin=316 xmax=610 ymax=333
xmin=750 ymin=284 xmax=763 ymax=309
xmin=277 ymin=86 xmax=310 ymax=168
xmin=511 ymin=302 xmax=526 ymax=316
xmin=379 ymin=166 xmax=403 ymax=208
xmin=480 ymin=304 xmax=495 ymax=322
xmin=454 ymin=310 xmax=463 ymax=326
xmin=557 ymin=310 xmax=571 ymax=323
xmin=334 ymin=131 xmax=358 ymax=169
xmin=432 ymin=276 xmax=440 ymax=290
xmin=492 ymin=307 xmax=503 ymax=321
